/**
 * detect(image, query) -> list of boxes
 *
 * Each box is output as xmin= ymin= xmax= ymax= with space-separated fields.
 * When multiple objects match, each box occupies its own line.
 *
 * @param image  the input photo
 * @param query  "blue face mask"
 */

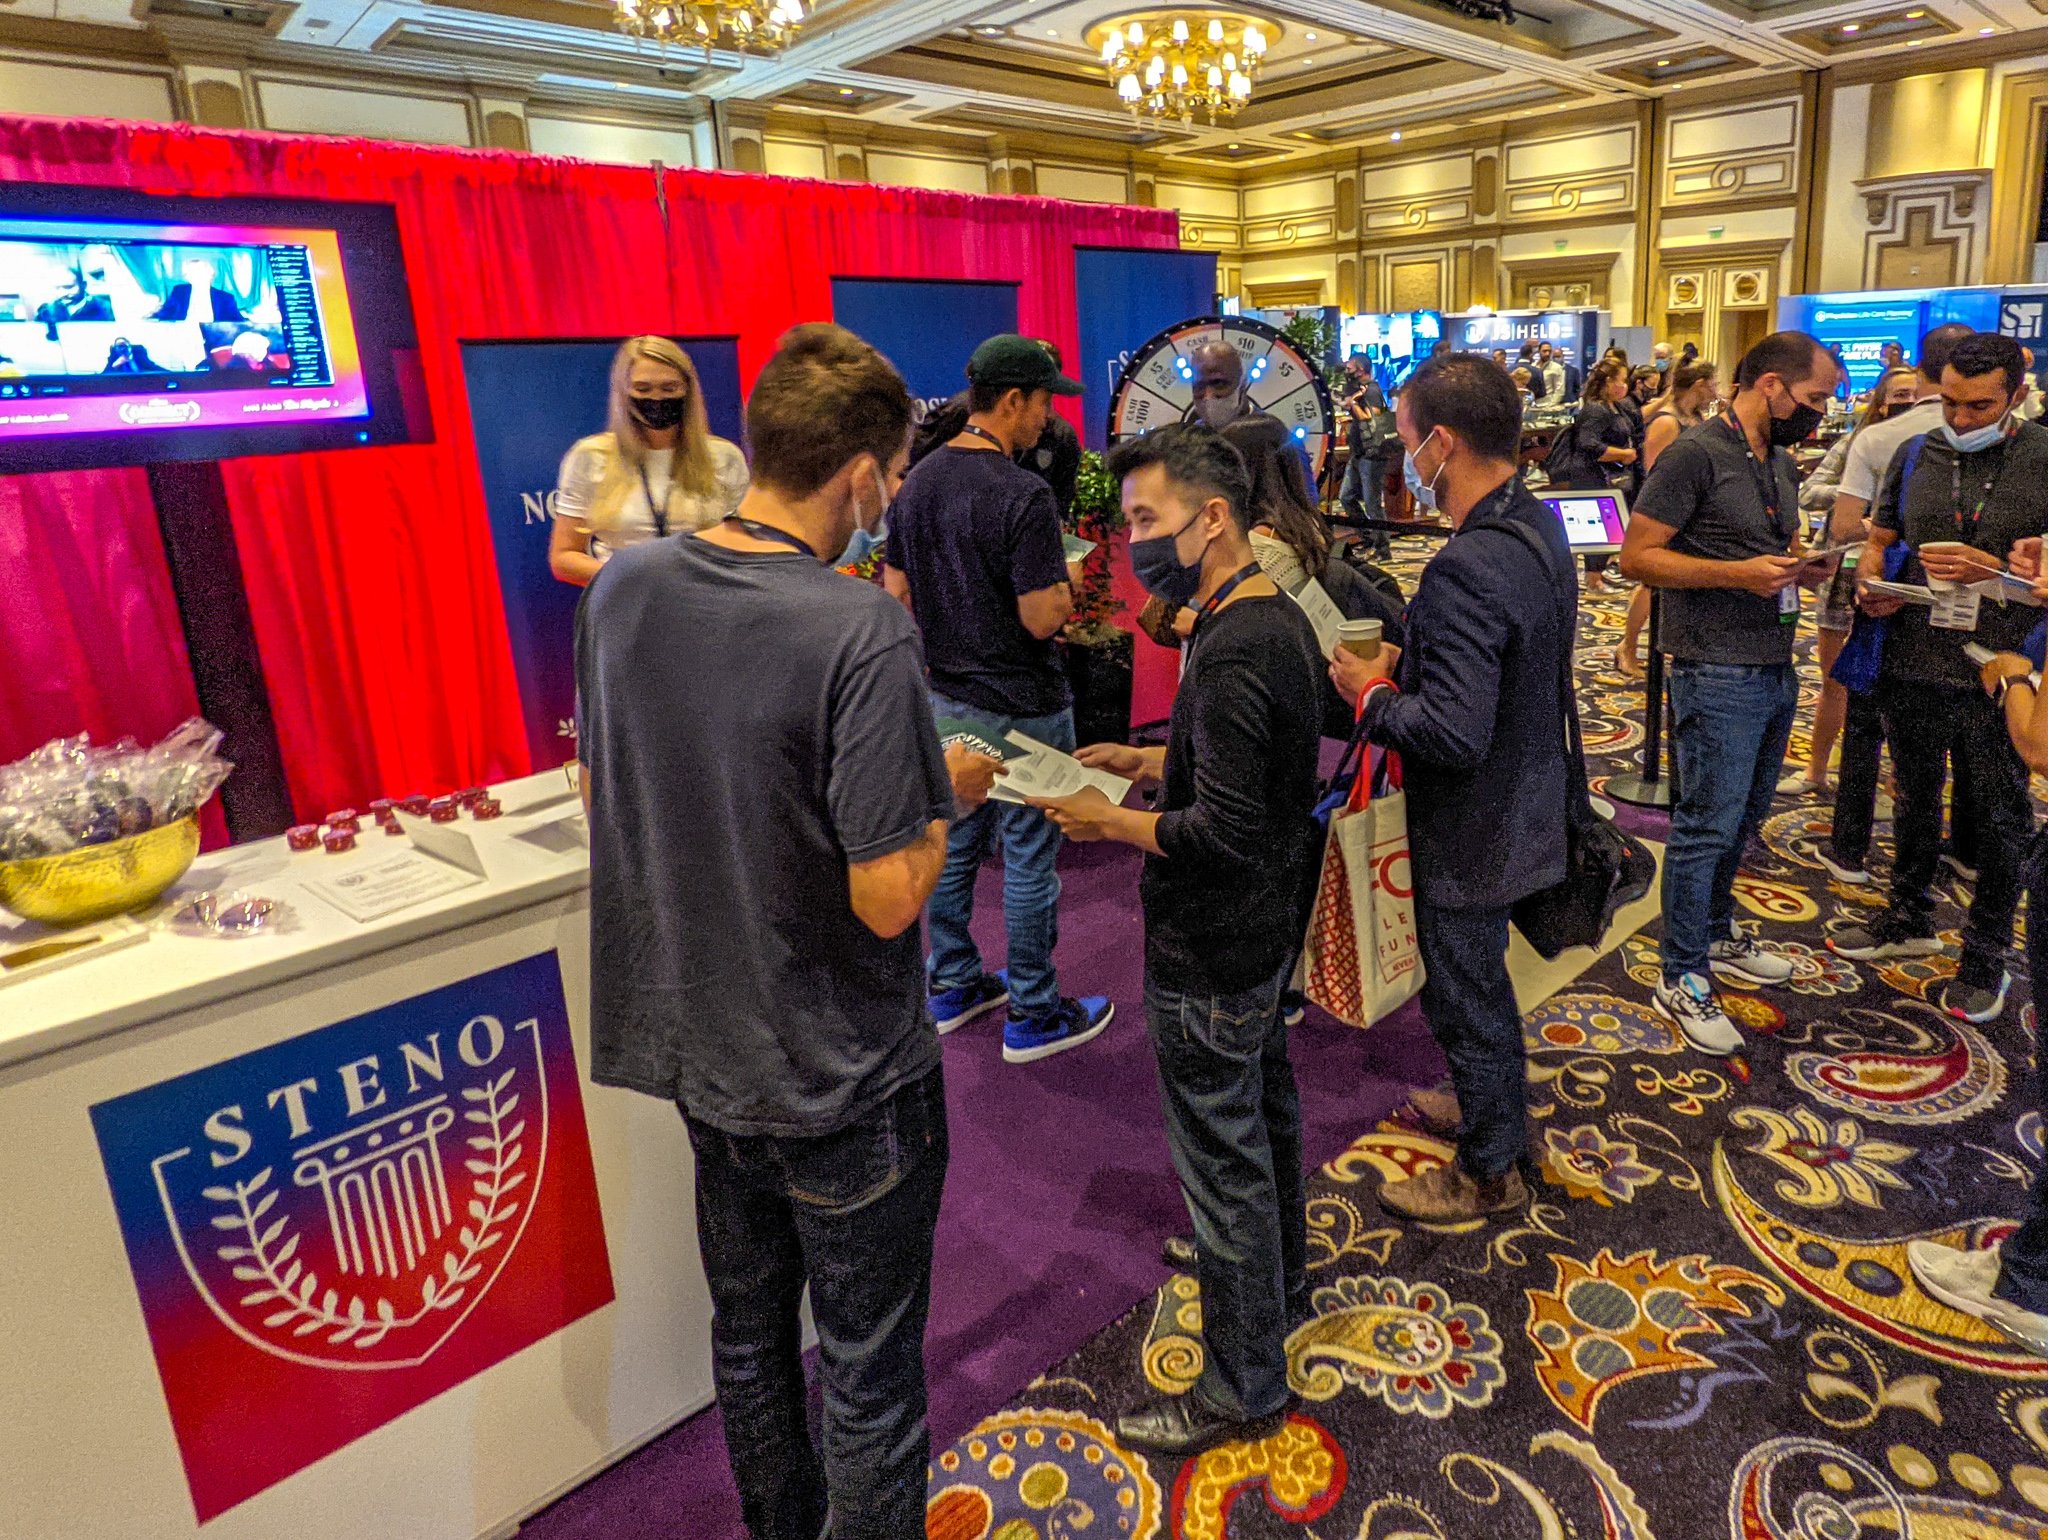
xmin=1403 ymin=432 xmax=1445 ymax=514
xmin=1943 ymin=414 xmax=2010 ymax=454
xmin=1131 ymin=510 xmax=1210 ymax=609
xmin=835 ymin=465 xmax=891 ymax=567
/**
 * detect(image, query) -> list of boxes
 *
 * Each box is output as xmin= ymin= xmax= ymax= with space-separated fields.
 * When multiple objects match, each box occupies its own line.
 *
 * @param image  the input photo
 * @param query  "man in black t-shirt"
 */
xmin=885 ymin=334 xmax=1114 ymax=1064
xmin=1622 ymin=332 xmax=1839 ymax=1057
xmin=576 ymin=324 xmax=999 ymax=1540
xmin=1830 ymin=332 xmax=2048 ymax=1024
xmin=1031 ymin=422 xmax=1323 ymax=1459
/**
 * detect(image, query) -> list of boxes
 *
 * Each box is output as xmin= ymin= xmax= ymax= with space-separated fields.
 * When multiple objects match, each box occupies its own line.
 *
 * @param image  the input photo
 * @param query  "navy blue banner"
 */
xmin=830 ymin=277 xmax=1019 ymax=419
xmin=460 ymin=337 xmax=744 ymax=770
xmin=1075 ymin=249 xmax=1217 ymax=450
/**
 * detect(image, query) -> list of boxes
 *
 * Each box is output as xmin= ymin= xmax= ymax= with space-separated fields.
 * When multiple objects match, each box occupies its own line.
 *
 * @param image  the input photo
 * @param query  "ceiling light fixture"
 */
xmin=612 ymin=0 xmax=803 ymax=55
xmin=1655 ymin=57 xmax=1670 ymax=66
xmin=1905 ymin=7 xmax=1924 ymax=15
xmin=1304 ymin=29 xmax=1316 ymax=39
xmin=1097 ymin=13 xmax=1270 ymax=124
xmin=1980 ymin=25 xmax=1995 ymax=33
xmin=1391 ymin=130 xmax=1403 ymax=140
xmin=1907 ymin=37 xmax=1921 ymax=44
xmin=1841 ymin=22 xmax=1859 ymax=32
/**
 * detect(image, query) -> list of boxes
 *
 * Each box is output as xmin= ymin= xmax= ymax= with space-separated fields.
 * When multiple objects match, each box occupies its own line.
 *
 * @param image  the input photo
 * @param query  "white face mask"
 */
xmin=1402 ymin=431 xmax=1445 ymax=513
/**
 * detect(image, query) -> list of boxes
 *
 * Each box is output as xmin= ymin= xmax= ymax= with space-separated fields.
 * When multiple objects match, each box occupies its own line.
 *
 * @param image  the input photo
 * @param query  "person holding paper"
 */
xmin=1326 ymin=352 xmax=1574 ymax=1224
xmin=883 ymin=334 xmax=1114 ymax=1063
xmin=1029 ymin=421 xmax=1323 ymax=1458
xmin=1830 ymin=333 xmax=2048 ymax=1025
xmin=574 ymin=323 xmax=999 ymax=1540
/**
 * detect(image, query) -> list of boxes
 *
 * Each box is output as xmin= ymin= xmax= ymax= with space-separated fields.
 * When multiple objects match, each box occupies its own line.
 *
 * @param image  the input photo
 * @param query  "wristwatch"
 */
xmin=1994 ymin=671 xmax=2034 ymax=703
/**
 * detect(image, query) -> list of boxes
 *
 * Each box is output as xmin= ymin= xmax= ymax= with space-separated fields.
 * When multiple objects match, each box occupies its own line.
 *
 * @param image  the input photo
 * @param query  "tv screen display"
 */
xmin=0 ymin=184 xmax=428 ymax=472
xmin=1541 ymin=490 xmax=1629 ymax=554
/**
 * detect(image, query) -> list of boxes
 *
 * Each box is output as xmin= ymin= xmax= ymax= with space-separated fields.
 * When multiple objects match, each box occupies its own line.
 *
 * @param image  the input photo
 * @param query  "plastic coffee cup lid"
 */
xmin=1337 ymin=618 xmax=1382 ymax=637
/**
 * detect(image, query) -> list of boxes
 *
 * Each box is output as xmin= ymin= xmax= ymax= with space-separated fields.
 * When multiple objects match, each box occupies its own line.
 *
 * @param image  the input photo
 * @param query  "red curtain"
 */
xmin=0 ymin=116 xmax=1179 ymax=819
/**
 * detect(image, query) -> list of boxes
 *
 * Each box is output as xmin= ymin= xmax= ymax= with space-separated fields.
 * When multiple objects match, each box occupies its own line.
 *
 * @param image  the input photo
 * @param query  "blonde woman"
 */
xmin=1616 ymin=360 xmax=1719 ymax=677
xmin=549 ymin=336 xmax=749 ymax=586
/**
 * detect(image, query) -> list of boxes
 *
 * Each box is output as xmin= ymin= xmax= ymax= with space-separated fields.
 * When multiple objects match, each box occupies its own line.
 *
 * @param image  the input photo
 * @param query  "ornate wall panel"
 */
xmin=1661 ymin=96 xmax=1802 ymax=208
xmin=1858 ymin=170 xmax=1991 ymax=287
xmin=1500 ymin=127 xmax=1637 ymax=224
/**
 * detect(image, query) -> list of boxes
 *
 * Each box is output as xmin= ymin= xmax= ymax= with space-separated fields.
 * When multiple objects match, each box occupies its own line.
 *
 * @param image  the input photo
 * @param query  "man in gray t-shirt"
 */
xmin=576 ymin=323 xmax=997 ymax=1540
xmin=1622 ymin=331 xmax=1839 ymax=1059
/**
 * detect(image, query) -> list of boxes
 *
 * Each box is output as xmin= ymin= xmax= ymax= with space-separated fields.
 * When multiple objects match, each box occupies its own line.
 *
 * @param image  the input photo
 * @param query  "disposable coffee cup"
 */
xmin=1337 ymin=618 xmax=1382 ymax=660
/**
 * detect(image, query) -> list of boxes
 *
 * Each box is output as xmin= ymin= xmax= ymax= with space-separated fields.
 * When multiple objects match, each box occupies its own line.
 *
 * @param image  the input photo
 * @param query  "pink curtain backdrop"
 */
xmin=0 ymin=116 xmax=1181 ymax=820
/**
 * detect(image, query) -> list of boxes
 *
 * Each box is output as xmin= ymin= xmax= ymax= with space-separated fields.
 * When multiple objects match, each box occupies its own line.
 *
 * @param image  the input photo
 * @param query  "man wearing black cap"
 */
xmin=884 ymin=334 xmax=1116 ymax=1063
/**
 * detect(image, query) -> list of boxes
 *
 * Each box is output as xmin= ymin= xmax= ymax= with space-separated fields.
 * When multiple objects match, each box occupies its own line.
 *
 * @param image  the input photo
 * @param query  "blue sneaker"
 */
xmin=1003 ymin=995 xmax=1114 ymax=1064
xmin=930 ymin=972 xmax=1009 ymax=1035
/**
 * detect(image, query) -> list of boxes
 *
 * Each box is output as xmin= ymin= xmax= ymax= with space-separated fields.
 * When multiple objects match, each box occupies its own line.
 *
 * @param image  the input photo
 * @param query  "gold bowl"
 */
xmin=0 ymin=816 xmax=200 ymax=926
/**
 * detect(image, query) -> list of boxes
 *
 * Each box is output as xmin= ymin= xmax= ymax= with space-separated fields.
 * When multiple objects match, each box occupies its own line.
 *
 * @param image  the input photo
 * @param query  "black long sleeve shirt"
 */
xmin=1142 ymin=592 xmax=1325 ymax=993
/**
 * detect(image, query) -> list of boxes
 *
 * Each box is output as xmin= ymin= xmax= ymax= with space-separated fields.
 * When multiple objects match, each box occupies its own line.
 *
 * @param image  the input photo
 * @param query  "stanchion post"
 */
xmin=1605 ymin=588 xmax=1676 ymax=809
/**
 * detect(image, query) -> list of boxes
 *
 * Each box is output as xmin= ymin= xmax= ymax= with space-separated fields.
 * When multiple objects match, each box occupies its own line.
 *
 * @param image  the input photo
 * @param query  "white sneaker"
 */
xmin=1907 ymin=1240 xmax=2048 ymax=1358
xmin=1817 ymin=849 xmax=1871 ymax=886
xmin=1710 ymin=923 xmax=1795 ymax=986
xmin=1942 ymin=851 xmax=1980 ymax=885
xmin=1776 ymin=773 xmax=1827 ymax=797
xmin=1653 ymin=972 xmax=1744 ymax=1054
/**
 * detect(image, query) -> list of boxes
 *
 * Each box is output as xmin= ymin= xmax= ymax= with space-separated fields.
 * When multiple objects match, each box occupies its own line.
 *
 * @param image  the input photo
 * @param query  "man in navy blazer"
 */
xmin=1332 ymin=352 xmax=1575 ymax=1224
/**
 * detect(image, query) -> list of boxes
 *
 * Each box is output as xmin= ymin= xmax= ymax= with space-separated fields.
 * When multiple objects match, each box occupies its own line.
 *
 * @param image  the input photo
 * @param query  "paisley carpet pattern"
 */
xmin=925 ymin=556 xmax=2048 ymax=1539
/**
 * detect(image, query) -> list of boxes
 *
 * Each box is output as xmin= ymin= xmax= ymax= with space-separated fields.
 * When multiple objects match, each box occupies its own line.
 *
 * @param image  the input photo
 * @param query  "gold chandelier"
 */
xmin=1094 ymin=13 xmax=1269 ymax=124
xmin=611 ymin=0 xmax=805 ymax=55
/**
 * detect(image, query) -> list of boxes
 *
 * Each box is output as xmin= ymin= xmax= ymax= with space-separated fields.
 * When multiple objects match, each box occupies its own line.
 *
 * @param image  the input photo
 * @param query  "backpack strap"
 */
xmin=1483 ymin=517 xmax=1594 ymax=822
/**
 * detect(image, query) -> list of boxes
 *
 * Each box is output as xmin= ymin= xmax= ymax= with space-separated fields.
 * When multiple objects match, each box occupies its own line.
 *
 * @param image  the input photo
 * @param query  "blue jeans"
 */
xmin=683 ymin=1067 xmax=949 ymax=1540
xmin=1662 ymin=661 xmax=1799 ymax=983
xmin=927 ymin=694 xmax=1074 ymax=1018
xmin=1144 ymin=959 xmax=1306 ymax=1421
xmin=1415 ymin=899 xmax=1526 ymax=1179
xmin=1340 ymin=451 xmax=1389 ymax=556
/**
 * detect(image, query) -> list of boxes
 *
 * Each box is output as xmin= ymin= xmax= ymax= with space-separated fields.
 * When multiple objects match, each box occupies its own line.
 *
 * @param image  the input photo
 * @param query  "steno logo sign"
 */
xmin=91 ymin=952 xmax=614 ymax=1521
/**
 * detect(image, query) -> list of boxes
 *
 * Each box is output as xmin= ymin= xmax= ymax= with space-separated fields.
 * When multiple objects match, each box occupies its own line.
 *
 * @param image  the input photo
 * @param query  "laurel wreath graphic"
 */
xmin=205 ymin=1068 xmax=529 ymax=1352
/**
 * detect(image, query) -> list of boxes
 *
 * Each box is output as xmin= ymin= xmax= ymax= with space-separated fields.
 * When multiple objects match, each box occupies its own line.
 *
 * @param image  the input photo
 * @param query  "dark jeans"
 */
xmin=1340 ymin=451 xmax=1390 ymax=558
xmin=1663 ymin=661 xmax=1800 ymax=982
xmin=1876 ymin=678 xmax=2034 ymax=986
xmin=684 ymin=1066 xmax=949 ymax=1540
xmin=1144 ymin=959 xmax=1305 ymax=1421
xmin=1829 ymin=687 xmax=1886 ymax=866
xmin=1998 ymin=832 xmax=2048 ymax=1312
xmin=1415 ymin=899 xmax=1526 ymax=1179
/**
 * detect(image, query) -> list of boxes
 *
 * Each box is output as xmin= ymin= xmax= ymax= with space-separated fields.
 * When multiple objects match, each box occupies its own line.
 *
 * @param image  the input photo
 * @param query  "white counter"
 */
xmin=0 ymin=772 xmax=716 ymax=1540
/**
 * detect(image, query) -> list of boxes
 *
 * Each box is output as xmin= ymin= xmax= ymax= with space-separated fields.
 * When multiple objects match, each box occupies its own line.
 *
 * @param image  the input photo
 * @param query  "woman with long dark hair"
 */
xmin=1557 ymin=358 xmax=1636 ymax=592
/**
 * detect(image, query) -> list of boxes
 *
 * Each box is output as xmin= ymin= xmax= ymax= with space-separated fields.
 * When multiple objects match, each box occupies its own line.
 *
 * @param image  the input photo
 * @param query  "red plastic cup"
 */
xmin=322 ymin=828 xmax=357 ymax=853
xmin=285 ymin=824 xmax=320 ymax=852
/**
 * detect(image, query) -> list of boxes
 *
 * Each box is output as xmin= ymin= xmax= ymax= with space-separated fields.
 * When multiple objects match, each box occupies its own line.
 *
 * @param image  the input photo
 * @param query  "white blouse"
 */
xmin=553 ymin=435 xmax=750 ymax=558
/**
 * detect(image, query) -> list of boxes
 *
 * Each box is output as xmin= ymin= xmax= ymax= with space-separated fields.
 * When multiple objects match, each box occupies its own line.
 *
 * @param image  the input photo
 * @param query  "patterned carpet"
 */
xmin=922 ymin=547 xmax=2048 ymax=1539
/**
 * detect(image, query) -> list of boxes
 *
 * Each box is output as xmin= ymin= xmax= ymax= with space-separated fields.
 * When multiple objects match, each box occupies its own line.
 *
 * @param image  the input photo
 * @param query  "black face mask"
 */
xmin=629 ymin=395 xmax=686 ymax=431
xmin=1768 ymin=399 xmax=1824 ymax=449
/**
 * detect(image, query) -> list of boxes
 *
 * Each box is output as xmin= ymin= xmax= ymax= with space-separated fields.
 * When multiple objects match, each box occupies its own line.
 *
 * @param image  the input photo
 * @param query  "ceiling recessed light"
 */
xmin=1907 ymin=37 xmax=1922 ymax=44
xmin=1303 ymin=57 xmax=1314 ymax=65
xmin=1906 ymin=8 xmax=1924 ymax=15
xmin=971 ymin=23 xmax=1005 ymax=38
xmin=838 ymin=87 xmax=853 ymax=95
xmin=1655 ymin=57 xmax=1670 ymax=66
xmin=1045 ymin=27 xmax=1058 ymax=37
xmin=1390 ymin=130 xmax=1403 ymax=141
xmin=1304 ymin=30 xmax=1316 ymax=40
xmin=1841 ymin=22 xmax=1859 ymax=32
xmin=1980 ymin=25 xmax=1995 ymax=33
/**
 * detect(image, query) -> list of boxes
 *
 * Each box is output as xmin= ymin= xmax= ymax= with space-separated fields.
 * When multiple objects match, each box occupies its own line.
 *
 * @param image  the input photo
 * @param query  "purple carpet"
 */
xmin=522 ymin=836 xmax=1446 ymax=1540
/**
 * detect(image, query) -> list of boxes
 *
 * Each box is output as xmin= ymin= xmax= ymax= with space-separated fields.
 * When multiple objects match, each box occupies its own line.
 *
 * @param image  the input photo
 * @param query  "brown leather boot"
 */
xmin=1403 ymin=1087 xmax=1462 ymax=1139
xmin=1378 ymin=1162 xmax=1527 ymax=1222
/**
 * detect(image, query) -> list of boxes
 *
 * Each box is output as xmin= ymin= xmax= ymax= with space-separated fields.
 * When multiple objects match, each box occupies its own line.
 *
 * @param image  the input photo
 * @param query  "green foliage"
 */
xmin=1280 ymin=312 xmax=1348 ymax=393
xmin=1062 ymin=450 xmax=1127 ymax=645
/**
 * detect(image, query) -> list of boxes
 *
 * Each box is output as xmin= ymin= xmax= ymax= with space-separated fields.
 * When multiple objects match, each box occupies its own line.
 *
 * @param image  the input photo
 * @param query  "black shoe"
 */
xmin=1115 ymin=1395 xmax=1287 ymax=1458
xmin=1161 ymin=1233 xmax=1197 ymax=1270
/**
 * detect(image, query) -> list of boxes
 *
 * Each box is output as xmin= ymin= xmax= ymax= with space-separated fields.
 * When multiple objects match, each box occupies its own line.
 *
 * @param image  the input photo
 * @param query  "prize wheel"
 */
xmin=1108 ymin=315 xmax=1337 ymax=476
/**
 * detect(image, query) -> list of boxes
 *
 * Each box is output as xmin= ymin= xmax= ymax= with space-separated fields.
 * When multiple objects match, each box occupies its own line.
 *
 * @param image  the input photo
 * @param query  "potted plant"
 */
xmin=1058 ymin=450 xmax=1134 ymax=747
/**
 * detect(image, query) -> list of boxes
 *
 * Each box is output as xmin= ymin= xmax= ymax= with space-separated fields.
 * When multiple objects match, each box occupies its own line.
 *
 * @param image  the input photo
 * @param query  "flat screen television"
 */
xmin=0 ymin=183 xmax=429 ymax=472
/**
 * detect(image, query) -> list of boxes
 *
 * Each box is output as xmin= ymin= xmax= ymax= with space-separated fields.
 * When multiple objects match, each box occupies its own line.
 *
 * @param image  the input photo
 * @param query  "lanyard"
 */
xmin=638 ymin=462 xmax=669 ymax=540
xmin=1191 ymin=563 xmax=1262 ymax=639
xmin=957 ymin=423 xmax=1006 ymax=452
xmin=1721 ymin=414 xmax=1790 ymax=544
xmin=1949 ymin=441 xmax=2007 ymax=542
xmin=722 ymin=515 xmax=817 ymax=559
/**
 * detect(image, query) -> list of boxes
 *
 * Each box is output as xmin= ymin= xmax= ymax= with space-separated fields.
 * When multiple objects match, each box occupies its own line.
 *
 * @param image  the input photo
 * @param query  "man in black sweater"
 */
xmin=1331 ymin=352 xmax=1576 ymax=1224
xmin=1029 ymin=421 xmax=1324 ymax=1459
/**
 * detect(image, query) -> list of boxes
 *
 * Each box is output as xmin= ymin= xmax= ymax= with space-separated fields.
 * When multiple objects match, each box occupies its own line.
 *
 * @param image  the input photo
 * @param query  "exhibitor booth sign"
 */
xmin=89 ymin=953 xmax=615 ymax=1521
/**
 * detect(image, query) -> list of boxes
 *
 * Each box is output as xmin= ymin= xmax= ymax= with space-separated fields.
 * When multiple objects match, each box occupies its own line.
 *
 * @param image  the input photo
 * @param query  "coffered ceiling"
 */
xmin=15 ymin=0 xmax=2048 ymax=171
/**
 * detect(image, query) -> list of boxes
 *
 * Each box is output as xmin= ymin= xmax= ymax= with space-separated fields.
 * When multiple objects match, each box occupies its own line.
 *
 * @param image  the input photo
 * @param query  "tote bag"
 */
xmin=1301 ymin=736 xmax=1424 ymax=1028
